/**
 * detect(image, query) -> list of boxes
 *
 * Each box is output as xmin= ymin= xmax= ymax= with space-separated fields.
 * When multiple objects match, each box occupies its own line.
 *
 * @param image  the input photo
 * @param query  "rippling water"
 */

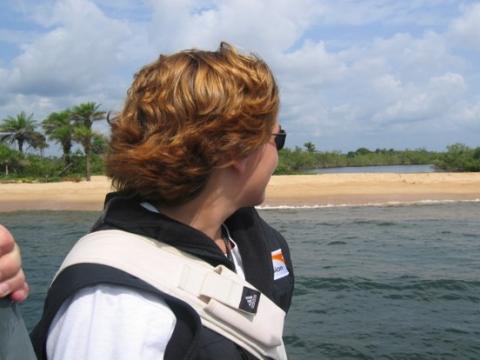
xmin=2 ymin=202 xmax=480 ymax=359
xmin=309 ymin=164 xmax=437 ymax=174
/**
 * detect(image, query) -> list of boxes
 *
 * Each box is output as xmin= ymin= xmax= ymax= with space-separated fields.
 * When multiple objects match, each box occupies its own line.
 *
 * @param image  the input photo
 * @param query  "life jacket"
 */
xmin=53 ymin=229 xmax=288 ymax=359
xmin=31 ymin=193 xmax=295 ymax=359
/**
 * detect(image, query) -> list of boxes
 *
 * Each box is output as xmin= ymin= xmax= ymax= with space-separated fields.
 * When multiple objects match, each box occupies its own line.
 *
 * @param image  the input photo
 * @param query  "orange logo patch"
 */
xmin=271 ymin=249 xmax=289 ymax=280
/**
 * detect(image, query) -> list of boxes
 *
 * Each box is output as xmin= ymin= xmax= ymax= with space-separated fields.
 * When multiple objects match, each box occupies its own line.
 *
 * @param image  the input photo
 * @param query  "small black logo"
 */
xmin=239 ymin=287 xmax=261 ymax=314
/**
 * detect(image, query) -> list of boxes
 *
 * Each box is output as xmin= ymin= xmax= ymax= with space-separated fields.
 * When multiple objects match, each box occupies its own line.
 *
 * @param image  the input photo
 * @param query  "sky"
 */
xmin=0 ymin=0 xmax=479 ymax=153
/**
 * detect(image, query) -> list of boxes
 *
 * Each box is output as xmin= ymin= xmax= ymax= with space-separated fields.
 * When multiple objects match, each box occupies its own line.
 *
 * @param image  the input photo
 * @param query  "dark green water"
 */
xmin=2 ymin=202 xmax=480 ymax=359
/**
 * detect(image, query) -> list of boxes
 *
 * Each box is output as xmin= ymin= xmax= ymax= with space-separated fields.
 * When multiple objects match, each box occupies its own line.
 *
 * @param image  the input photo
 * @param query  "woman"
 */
xmin=3 ymin=42 xmax=294 ymax=360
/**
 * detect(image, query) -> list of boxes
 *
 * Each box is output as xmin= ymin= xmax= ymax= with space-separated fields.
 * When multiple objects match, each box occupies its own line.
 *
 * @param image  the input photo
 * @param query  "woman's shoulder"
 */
xmin=46 ymin=284 xmax=176 ymax=359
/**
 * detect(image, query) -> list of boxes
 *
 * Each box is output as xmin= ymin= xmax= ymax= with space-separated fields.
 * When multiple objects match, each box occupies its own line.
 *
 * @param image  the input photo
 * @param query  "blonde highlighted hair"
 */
xmin=106 ymin=42 xmax=279 ymax=204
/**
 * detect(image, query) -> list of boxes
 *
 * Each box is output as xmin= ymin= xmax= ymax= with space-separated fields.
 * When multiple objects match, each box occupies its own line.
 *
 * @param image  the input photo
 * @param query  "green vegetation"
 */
xmin=0 ymin=144 xmax=21 ymax=176
xmin=0 ymin=112 xmax=45 ymax=153
xmin=0 ymin=144 xmax=105 ymax=182
xmin=433 ymin=143 xmax=480 ymax=172
xmin=43 ymin=110 xmax=75 ymax=167
xmin=275 ymin=142 xmax=480 ymax=174
xmin=1 ymin=104 xmax=106 ymax=182
xmin=70 ymin=103 xmax=106 ymax=180
xmin=0 ymin=108 xmax=478 ymax=181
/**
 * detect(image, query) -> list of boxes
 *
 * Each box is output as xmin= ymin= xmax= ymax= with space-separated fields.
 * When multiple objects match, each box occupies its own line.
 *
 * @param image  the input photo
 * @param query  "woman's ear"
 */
xmin=229 ymin=148 xmax=263 ymax=177
xmin=230 ymin=156 xmax=248 ymax=175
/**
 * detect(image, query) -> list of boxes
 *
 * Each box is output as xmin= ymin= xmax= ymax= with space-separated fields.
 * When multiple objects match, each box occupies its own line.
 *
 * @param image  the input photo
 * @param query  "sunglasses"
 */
xmin=272 ymin=127 xmax=286 ymax=151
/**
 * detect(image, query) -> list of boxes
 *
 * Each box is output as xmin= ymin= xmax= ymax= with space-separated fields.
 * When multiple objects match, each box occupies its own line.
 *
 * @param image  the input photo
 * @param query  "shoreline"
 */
xmin=1 ymin=173 xmax=479 ymax=212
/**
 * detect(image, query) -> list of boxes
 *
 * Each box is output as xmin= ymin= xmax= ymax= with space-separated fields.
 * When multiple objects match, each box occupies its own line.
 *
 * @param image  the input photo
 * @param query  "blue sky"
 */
xmin=0 ymin=0 xmax=479 ymax=152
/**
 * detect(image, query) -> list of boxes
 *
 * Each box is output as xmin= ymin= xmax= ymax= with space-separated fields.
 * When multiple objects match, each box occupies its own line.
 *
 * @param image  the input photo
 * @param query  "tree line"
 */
xmin=1 ymin=109 xmax=479 ymax=181
xmin=0 ymin=103 xmax=106 ymax=181
xmin=275 ymin=142 xmax=480 ymax=174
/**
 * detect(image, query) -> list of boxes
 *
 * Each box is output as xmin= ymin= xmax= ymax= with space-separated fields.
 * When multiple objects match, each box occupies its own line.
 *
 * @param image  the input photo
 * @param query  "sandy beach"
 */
xmin=0 ymin=173 xmax=479 ymax=212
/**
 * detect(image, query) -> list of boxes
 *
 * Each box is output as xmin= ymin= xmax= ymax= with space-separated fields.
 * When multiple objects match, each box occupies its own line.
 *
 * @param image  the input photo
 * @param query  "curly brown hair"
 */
xmin=106 ymin=42 xmax=279 ymax=205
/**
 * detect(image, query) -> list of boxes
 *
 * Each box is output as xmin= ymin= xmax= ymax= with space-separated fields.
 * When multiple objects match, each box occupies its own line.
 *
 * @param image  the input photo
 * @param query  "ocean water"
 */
xmin=2 ymin=201 xmax=480 ymax=359
xmin=309 ymin=164 xmax=436 ymax=174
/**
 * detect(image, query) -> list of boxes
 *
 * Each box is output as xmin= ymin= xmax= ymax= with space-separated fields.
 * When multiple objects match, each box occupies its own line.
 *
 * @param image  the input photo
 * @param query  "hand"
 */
xmin=0 ymin=225 xmax=29 ymax=302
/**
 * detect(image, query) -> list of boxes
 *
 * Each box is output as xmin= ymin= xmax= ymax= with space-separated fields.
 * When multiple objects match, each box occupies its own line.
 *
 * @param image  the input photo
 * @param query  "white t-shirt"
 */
xmin=46 ymin=284 xmax=176 ymax=360
xmin=47 ymin=229 xmax=244 ymax=360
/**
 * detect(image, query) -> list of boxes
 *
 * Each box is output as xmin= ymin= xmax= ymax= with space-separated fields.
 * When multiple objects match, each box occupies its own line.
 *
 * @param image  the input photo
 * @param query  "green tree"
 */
xmin=473 ymin=147 xmax=480 ymax=160
xmin=303 ymin=142 xmax=316 ymax=153
xmin=71 ymin=102 xmax=106 ymax=180
xmin=30 ymin=132 xmax=48 ymax=156
xmin=433 ymin=143 xmax=479 ymax=171
xmin=43 ymin=110 xmax=75 ymax=166
xmin=355 ymin=147 xmax=371 ymax=156
xmin=0 ymin=143 xmax=21 ymax=176
xmin=0 ymin=112 xmax=44 ymax=153
xmin=92 ymin=133 xmax=109 ymax=155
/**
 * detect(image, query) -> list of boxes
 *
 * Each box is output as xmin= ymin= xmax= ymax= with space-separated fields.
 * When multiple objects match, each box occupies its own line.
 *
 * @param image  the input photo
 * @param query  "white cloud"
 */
xmin=371 ymin=72 xmax=467 ymax=128
xmin=1 ymin=0 xmax=479 ymax=151
xmin=273 ymin=28 xmax=476 ymax=143
xmin=0 ymin=29 xmax=36 ymax=45
xmin=449 ymin=2 xmax=480 ymax=51
xmin=147 ymin=0 xmax=320 ymax=55
xmin=300 ymin=0 xmax=459 ymax=27
xmin=6 ymin=0 xmax=131 ymax=97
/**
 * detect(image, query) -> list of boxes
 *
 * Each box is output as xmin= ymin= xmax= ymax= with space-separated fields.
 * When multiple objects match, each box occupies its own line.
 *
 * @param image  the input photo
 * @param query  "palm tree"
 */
xmin=30 ymin=132 xmax=48 ymax=156
xmin=43 ymin=110 xmax=74 ymax=166
xmin=0 ymin=112 xmax=44 ymax=153
xmin=303 ymin=142 xmax=316 ymax=153
xmin=71 ymin=102 xmax=106 ymax=181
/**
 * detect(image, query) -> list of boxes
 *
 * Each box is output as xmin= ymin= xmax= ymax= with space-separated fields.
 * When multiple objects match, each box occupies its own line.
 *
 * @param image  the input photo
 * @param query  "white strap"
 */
xmin=56 ymin=230 xmax=287 ymax=360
